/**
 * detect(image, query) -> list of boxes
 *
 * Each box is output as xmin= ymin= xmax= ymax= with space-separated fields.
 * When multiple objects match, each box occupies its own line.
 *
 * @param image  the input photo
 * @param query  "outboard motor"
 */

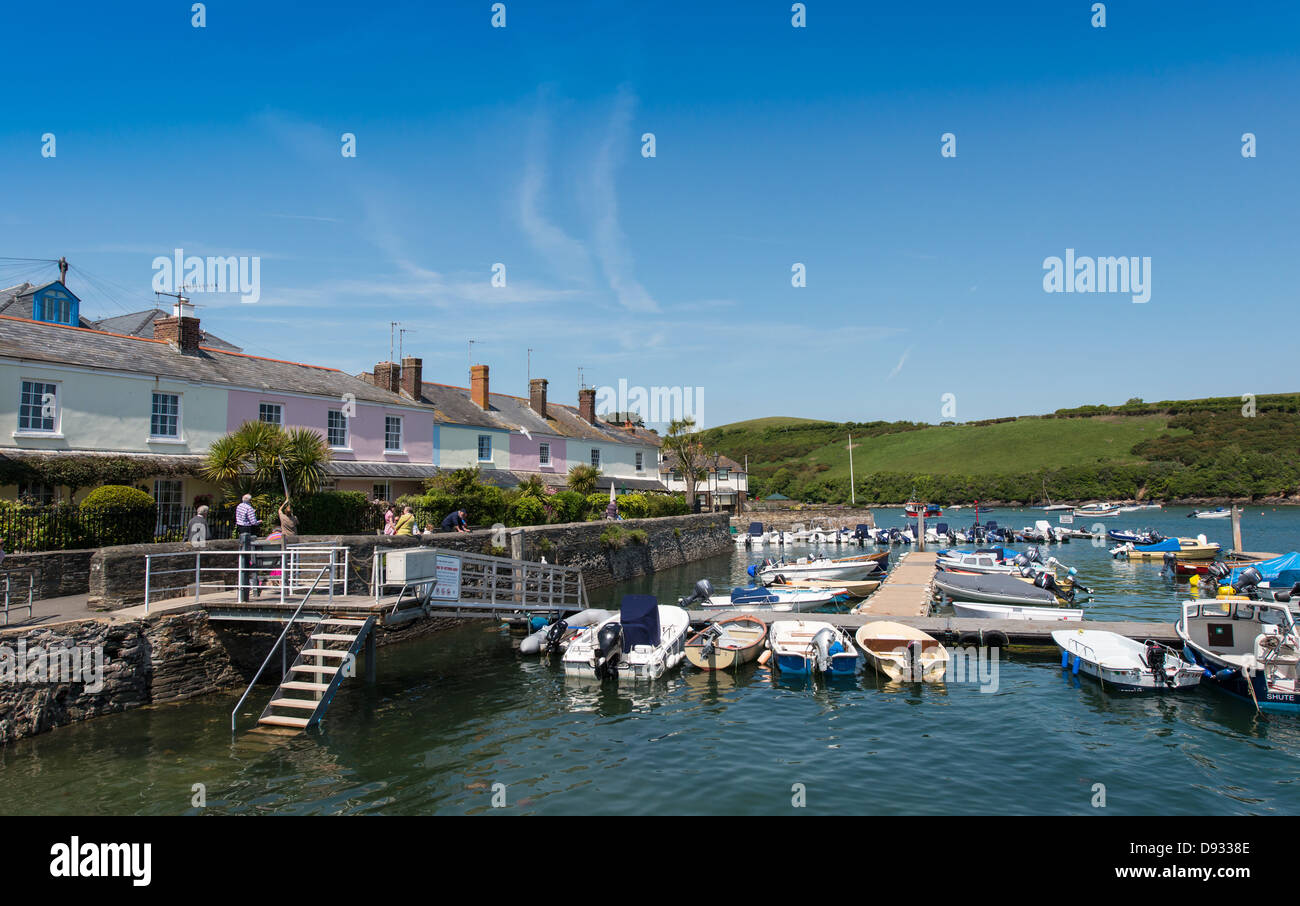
xmin=594 ymin=622 xmax=624 ymax=680
xmin=678 ymin=578 xmax=714 ymax=607
xmin=906 ymin=639 xmax=924 ymax=682
xmin=1161 ymin=551 xmax=1178 ymax=574
xmin=810 ymin=627 xmax=837 ymax=674
xmin=697 ymin=624 xmax=723 ymax=660
xmin=1026 ymin=546 xmax=1043 ymax=564
xmin=1013 ymin=553 xmax=1030 ymax=568
xmin=1144 ymin=641 xmax=1172 ymax=686
xmin=1231 ymin=567 xmax=1263 ymax=597
xmin=1206 ymin=561 xmax=1232 ymax=584
xmin=542 ymin=619 xmax=569 ymax=655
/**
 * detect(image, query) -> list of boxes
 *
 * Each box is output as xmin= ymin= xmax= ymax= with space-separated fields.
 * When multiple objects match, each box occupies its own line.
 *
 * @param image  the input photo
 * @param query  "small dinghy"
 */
xmin=679 ymin=578 xmax=848 ymax=612
xmin=562 ymin=595 xmax=689 ymax=680
xmin=519 ymin=609 xmax=615 ymax=655
xmin=950 ymin=601 xmax=1083 ymax=621
xmin=768 ymin=620 xmax=860 ymax=676
xmin=685 ymin=615 xmax=769 ymax=670
xmin=1053 ymin=629 xmax=1203 ymax=692
xmin=854 ymin=621 xmax=949 ymax=683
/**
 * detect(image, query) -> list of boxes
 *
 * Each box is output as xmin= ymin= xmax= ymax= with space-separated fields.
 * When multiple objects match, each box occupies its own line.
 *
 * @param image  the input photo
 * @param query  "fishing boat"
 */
xmin=950 ymin=601 xmax=1084 ymax=621
xmin=1107 ymin=528 xmax=1164 ymax=544
xmin=1053 ymin=629 xmax=1203 ymax=692
xmin=1111 ymin=535 xmax=1221 ymax=561
xmin=1191 ymin=508 xmax=1232 ymax=519
xmin=561 ymin=596 xmax=689 ymax=680
xmin=938 ymin=549 xmax=1044 ymax=575
xmin=768 ymin=619 xmax=861 ymax=676
xmin=854 ymin=622 xmax=949 ymax=682
xmin=905 ymin=501 xmax=943 ymax=519
xmin=934 ymin=570 xmax=1078 ymax=606
xmin=1178 ymin=599 xmax=1300 ymax=711
xmin=685 ymin=615 xmax=769 ymax=670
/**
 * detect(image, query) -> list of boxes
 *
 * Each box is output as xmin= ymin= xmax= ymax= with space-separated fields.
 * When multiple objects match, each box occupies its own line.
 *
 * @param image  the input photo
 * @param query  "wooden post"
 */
xmin=917 ymin=511 xmax=926 ymax=551
xmin=1231 ymin=505 xmax=1243 ymax=554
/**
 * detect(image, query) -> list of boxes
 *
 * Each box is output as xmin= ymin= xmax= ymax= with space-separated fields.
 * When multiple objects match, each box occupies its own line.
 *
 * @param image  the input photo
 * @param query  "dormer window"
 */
xmin=31 ymin=283 xmax=79 ymax=325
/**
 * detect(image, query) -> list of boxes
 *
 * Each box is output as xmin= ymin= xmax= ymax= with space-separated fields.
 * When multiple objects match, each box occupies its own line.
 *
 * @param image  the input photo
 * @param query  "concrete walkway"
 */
xmin=1 ymin=592 xmax=198 ymax=634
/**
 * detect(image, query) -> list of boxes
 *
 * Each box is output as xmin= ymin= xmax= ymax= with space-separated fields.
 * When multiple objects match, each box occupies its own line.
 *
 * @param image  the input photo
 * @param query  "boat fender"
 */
xmin=1071 ymin=653 xmax=1081 ymax=675
xmin=1061 ymin=648 xmax=1070 ymax=669
xmin=984 ymin=630 xmax=1009 ymax=649
xmin=757 ymin=649 xmax=772 ymax=666
xmin=959 ymin=632 xmax=982 ymax=648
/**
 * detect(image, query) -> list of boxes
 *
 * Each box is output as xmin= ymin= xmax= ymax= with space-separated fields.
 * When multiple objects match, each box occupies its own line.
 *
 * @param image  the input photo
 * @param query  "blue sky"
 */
xmin=2 ymin=1 xmax=1296 ymax=427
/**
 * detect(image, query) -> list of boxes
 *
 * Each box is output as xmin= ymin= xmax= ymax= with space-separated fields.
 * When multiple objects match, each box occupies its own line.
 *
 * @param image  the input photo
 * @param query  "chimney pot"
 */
xmin=471 ymin=364 xmax=490 ymax=409
xmin=153 ymin=308 xmax=203 ymax=354
xmin=529 ymin=378 xmax=548 ymax=418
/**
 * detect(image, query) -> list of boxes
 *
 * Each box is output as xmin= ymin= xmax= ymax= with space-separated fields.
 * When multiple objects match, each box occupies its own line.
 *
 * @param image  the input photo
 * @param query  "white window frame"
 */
xmin=384 ymin=415 xmax=404 ymax=453
xmin=16 ymin=378 xmax=61 ymax=436
xmin=477 ymin=434 xmax=493 ymax=463
xmin=149 ymin=391 xmax=183 ymax=441
xmin=590 ymin=448 xmax=601 ymax=468
xmin=538 ymin=442 xmax=551 ymax=467
xmin=327 ymin=409 xmax=350 ymax=449
xmin=153 ymin=478 xmax=184 ymax=530
xmin=258 ymin=402 xmax=283 ymax=427
xmin=635 ymin=451 xmax=644 ymax=472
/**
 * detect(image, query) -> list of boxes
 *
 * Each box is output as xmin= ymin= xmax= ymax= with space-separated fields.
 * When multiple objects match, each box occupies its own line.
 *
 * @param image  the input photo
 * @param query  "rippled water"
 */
xmin=1 ymin=506 xmax=1298 ymax=815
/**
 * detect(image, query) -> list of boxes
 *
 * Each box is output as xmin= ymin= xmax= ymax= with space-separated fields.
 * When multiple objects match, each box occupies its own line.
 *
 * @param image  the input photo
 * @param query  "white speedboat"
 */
xmin=951 ymin=601 xmax=1083 ymax=621
xmin=1191 ymin=508 xmax=1232 ymax=519
xmin=562 ymin=597 xmax=688 ymax=680
xmin=1073 ymin=503 xmax=1121 ymax=518
xmin=757 ymin=555 xmax=880 ymax=582
xmin=1054 ymin=629 xmax=1203 ymax=692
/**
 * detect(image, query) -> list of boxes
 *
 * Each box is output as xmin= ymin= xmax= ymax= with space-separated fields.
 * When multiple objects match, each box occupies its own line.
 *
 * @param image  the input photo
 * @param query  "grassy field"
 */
xmin=807 ymin=415 xmax=1177 ymax=477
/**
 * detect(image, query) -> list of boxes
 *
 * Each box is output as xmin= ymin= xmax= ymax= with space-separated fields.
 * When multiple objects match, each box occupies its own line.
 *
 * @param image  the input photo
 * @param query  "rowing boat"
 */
xmin=685 ymin=616 xmax=769 ymax=670
xmin=854 ymin=622 xmax=949 ymax=682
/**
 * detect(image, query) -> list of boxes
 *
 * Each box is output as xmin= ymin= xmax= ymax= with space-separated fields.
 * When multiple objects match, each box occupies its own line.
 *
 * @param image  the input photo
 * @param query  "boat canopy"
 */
xmin=747 ymin=522 xmax=764 ymax=536
xmin=1134 ymin=538 xmax=1182 ymax=552
xmin=1227 ymin=551 xmax=1300 ymax=584
xmin=620 ymin=595 xmax=662 ymax=652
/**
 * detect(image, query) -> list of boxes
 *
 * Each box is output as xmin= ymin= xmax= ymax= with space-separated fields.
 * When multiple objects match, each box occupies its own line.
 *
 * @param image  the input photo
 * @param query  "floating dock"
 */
xmin=850 ymin=550 xmax=936 ymax=617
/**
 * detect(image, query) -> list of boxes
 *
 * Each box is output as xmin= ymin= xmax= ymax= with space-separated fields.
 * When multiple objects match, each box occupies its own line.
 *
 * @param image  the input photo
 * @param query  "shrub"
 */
xmin=618 ymin=493 xmax=650 ymax=519
xmin=646 ymin=494 xmax=690 ymax=517
xmin=79 ymin=485 xmax=155 ymax=546
xmin=507 ymin=495 xmax=545 ymax=527
xmin=290 ymin=491 xmax=376 ymax=534
xmin=600 ymin=526 xmax=628 ymax=549
xmin=628 ymin=529 xmax=648 ymax=545
xmin=548 ymin=490 xmax=587 ymax=524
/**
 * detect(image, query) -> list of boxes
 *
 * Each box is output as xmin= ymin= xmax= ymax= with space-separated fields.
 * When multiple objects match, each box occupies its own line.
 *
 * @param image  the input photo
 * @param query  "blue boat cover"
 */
xmin=731 ymin=584 xmax=777 ymax=604
xmin=748 ymin=522 xmax=764 ymax=536
xmin=620 ymin=595 xmax=661 ymax=652
xmin=1134 ymin=538 xmax=1181 ymax=552
xmin=1227 ymin=552 xmax=1300 ymax=584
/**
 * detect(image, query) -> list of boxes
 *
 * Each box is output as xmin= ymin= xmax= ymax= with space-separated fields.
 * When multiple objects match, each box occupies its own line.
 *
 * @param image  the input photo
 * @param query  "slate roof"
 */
xmin=0 ymin=315 xmax=414 ymax=407
xmin=90 ymin=308 xmax=243 ymax=352
xmin=420 ymin=381 xmax=663 ymax=449
xmin=660 ymin=450 xmax=744 ymax=473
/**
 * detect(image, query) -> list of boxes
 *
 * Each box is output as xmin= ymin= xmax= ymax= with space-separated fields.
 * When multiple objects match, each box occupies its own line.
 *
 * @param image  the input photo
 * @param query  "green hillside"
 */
xmin=700 ymin=394 xmax=1300 ymax=504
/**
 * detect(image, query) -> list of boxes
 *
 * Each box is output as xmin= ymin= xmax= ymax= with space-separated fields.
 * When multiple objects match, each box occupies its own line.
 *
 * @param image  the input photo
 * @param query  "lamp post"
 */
xmin=712 ymin=452 xmax=720 ymax=512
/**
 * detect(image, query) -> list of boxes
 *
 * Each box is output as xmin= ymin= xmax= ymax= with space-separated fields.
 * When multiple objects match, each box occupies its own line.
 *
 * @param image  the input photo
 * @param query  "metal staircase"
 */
xmin=257 ymin=616 xmax=376 ymax=731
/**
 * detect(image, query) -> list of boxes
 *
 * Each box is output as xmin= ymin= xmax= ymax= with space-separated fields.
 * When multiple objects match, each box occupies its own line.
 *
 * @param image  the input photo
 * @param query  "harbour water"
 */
xmin=2 ymin=506 xmax=1299 ymax=815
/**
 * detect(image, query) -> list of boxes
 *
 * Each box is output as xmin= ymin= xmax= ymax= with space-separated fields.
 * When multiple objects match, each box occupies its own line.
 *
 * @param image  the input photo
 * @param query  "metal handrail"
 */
xmin=230 ymin=565 xmax=329 ymax=733
xmin=143 ymin=546 xmax=348 ymax=613
xmin=3 ymin=572 xmax=35 ymax=626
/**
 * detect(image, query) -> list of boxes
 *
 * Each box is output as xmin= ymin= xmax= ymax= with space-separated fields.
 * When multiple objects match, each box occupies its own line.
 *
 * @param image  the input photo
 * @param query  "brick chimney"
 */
xmin=471 ymin=364 xmax=490 ymax=409
xmin=374 ymin=361 xmax=400 ymax=394
xmin=578 ymin=387 xmax=596 ymax=423
xmin=400 ymin=357 xmax=422 ymax=401
xmin=153 ymin=301 xmax=203 ymax=354
xmin=529 ymin=378 xmax=548 ymax=418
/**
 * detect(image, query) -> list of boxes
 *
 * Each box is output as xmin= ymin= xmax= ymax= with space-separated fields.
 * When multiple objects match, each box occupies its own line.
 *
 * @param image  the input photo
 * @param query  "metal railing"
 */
xmin=2 ymin=572 xmax=35 ymax=626
xmin=142 ymin=545 xmax=349 ymax=613
xmin=230 ymin=565 xmax=330 ymax=733
xmin=370 ymin=546 xmax=587 ymax=614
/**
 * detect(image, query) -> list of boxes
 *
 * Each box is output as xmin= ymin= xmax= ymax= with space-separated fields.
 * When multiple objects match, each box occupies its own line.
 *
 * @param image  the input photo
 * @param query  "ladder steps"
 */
xmin=280 ymin=680 xmax=331 ymax=692
xmin=298 ymin=648 xmax=350 ymax=658
xmin=311 ymin=633 xmax=361 ymax=642
xmin=289 ymin=664 xmax=340 ymax=676
xmin=258 ymin=715 xmax=311 ymax=728
xmin=317 ymin=618 xmax=368 ymax=626
xmin=268 ymin=698 xmax=321 ymax=710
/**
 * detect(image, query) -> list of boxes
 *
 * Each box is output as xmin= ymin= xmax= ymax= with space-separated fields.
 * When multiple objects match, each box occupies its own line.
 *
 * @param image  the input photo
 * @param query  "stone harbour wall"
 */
xmin=1 ymin=549 xmax=95 ymax=601
xmin=0 ymin=609 xmax=243 ymax=745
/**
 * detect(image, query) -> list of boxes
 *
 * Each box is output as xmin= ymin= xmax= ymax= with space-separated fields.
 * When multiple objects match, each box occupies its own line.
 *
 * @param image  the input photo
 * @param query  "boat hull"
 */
xmin=685 ymin=616 xmax=768 ymax=671
xmin=854 ymin=622 xmax=949 ymax=683
xmin=950 ymin=601 xmax=1083 ymax=621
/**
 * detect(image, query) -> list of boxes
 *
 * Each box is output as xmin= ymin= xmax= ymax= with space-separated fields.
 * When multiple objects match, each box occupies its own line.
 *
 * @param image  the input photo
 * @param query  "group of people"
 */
xmin=380 ymin=502 xmax=471 ymax=536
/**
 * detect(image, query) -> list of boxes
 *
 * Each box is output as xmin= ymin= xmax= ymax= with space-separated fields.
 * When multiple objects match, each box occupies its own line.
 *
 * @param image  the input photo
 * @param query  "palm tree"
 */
xmin=663 ymin=418 xmax=707 ymax=510
xmin=201 ymin=421 xmax=332 ymax=500
xmin=567 ymin=463 xmax=600 ymax=496
xmin=516 ymin=474 xmax=547 ymax=499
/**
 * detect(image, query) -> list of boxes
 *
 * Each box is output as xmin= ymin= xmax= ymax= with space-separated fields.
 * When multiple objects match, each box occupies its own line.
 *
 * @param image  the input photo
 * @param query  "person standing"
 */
xmin=235 ymin=494 xmax=261 ymax=601
xmin=394 ymin=506 xmax=416 ymax=535
xmin=186 ymin=505 xmax=210 ymax=547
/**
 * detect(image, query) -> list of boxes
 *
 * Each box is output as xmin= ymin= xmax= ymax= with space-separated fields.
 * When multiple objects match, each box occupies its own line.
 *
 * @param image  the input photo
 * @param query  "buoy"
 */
xmin=757 ymin=649 xmax=772 ymax=666
xmin=1189 ymin=574 xmax=1199 ymax=588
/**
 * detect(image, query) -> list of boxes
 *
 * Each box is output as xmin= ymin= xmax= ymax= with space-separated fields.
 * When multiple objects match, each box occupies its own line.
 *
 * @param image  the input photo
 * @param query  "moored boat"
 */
xmin=685 ymin=615 xmax=769 ymax=670
xmin=854 ymin=621 xmax=949 ymax=682
xmin=934 ymin=570 xmax=1078 ymax=607
xmin=1112 ymin=536 xmax=1221 ymax=561
xmin=768 ymin=620 xmax=861 ymax=676
xmin=1053 ymin=629 xmax=1203 ymax=692
xmin=561 ymin=596 xmax=689 ymax=680
xmin=1178 ymin=598 xmax=1300 ymax=711
xmin=949 ymin=601 xmax=1083 ymax=621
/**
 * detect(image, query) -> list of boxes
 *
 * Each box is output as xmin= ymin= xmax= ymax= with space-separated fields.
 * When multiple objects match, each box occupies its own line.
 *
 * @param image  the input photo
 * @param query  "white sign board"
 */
xmin=1058 ymin=514 xmax=1074 ymax=525
xmin=432 ymin=555 xmax=462 ymax=601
